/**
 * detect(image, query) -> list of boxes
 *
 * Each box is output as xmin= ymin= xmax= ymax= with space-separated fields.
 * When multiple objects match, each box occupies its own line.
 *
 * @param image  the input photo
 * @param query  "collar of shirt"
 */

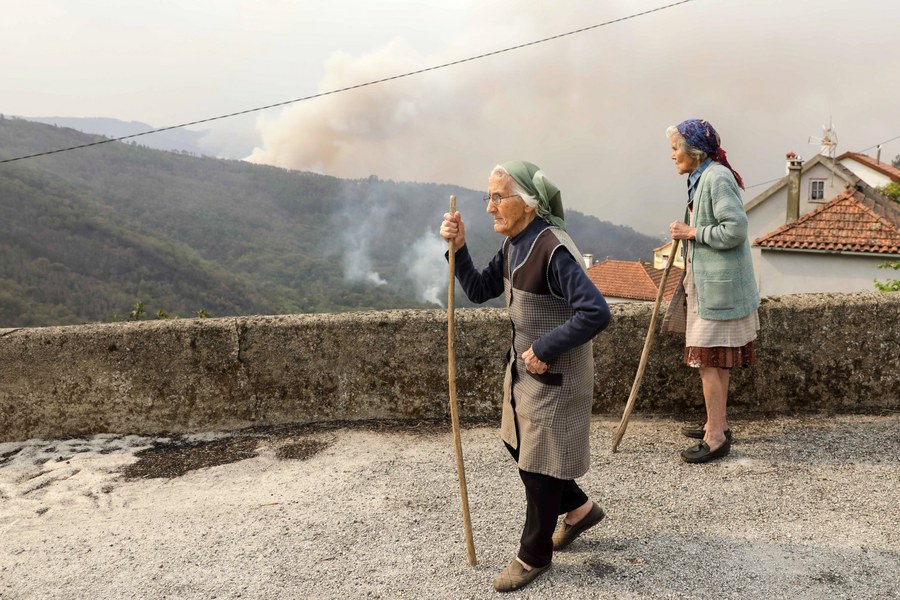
xmin=508 ymin=217 xmax=550 ymax=273
xmin=510 ymin=216 xmax=548 ymax=246
xmin=687 ymin=157 xmax=713 ymax=202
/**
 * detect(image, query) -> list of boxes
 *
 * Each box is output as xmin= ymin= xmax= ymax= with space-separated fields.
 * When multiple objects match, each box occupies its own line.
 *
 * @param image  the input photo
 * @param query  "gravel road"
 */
xmin=1 ymin=414 xmax=898 ymax=600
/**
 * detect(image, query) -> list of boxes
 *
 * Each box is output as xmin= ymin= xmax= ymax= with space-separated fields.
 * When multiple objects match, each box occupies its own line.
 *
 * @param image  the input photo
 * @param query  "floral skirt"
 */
xmin=684 ymin=342 xmax=757 ymax=369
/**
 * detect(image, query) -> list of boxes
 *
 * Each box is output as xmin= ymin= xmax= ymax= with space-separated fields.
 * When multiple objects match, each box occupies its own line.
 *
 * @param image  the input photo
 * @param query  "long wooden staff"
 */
xmin=611 ymin=238 xmax=681 ymax=452
xmin=446 ymin=195 xmax=477 ymax=566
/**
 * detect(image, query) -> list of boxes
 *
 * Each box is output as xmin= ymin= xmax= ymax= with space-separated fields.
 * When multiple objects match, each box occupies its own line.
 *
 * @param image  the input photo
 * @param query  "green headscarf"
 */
xmin=500 ymin=160 xmax=566 ymax=230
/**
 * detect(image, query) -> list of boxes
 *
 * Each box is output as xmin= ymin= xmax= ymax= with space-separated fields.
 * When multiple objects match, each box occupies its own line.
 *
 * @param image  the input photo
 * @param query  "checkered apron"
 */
xmin=499 ymin=228 xmax=594 ymax=480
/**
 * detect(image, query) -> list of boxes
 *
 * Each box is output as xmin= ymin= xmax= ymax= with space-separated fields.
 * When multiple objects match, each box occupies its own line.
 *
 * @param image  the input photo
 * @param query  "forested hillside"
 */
xmin=0 ymin=117 xmax=661 ymax=326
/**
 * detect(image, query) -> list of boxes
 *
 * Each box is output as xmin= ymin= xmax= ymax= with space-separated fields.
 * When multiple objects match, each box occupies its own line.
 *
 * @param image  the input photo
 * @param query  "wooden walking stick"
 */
xmin=611 ymin=238 xmax=681 ymax=452
xmin=446 ymin=195 xmax=477 ymax=566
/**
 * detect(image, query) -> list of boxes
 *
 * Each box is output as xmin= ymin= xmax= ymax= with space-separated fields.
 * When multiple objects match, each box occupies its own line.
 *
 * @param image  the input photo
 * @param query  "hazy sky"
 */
xmin=3 ymin=0 xmax=899 ymax=236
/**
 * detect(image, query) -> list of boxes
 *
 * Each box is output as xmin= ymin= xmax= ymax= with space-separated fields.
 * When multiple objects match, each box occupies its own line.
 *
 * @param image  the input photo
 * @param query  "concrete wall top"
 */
xmin=1 ymin=293 xmax=898 ymax=442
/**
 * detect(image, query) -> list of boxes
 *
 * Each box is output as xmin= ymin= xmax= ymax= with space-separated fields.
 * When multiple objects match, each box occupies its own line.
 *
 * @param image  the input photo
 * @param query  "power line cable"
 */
xmin=858 ymin=134 xmax=900 ymax=153
xmin=1 ymin=0 xmax=695 ymax=165
xmin=744 ymin=176 xmax=783 ymax=191
xmin=744 ymin=133 xmax=900 ymax=190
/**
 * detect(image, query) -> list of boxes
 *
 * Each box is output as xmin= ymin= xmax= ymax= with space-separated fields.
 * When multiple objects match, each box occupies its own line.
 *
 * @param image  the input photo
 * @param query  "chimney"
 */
xmin=876 ymin=144 xmax=882 ymax=164
xmin=582 ymin=253 xmax=593 ymax=269
xmin=786 ymin=152 xmax=803 ymax=223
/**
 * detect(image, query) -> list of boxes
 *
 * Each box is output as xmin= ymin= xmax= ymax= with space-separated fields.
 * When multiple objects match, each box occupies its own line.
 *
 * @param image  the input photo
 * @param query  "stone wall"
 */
xmin=1 ymin=293 xmax=897 ymax=442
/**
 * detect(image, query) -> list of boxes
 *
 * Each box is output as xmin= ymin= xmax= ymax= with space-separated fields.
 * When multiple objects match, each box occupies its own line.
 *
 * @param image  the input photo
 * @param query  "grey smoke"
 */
xmin=333 ymin=183 xmax=388 ymax=287
xmin=344 ymin=243 xmax=387 ymax=286
xmin=405 ymin=231 xmax=450 ymax=307
xmin=247 ymin=1 xmax=900 ymax=236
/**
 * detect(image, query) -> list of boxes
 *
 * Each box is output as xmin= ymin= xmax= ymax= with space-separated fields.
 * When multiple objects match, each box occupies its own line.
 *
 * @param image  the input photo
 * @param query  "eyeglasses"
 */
xmin=482 ymin=193 xmax=520 ymax=207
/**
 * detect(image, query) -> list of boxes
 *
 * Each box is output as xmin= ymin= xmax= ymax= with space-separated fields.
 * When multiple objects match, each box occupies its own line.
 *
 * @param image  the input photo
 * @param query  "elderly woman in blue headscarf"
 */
xmin=663 ymin=119 xmax=760 ymax=464
xmin=440 ymin=161 xmax=611 ymax=593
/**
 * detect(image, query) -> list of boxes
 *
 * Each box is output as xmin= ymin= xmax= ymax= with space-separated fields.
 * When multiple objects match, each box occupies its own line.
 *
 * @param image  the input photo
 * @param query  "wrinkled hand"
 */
xmin=669 ymin=220 xmax=696 ymax=241
xmin=522 ymin=347 xmax=548 ymax=374
xmin=440 ymin=211 xmax=466 ymax=248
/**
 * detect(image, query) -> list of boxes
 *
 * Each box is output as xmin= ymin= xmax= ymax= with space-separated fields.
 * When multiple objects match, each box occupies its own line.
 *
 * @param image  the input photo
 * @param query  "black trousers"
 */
xmin=505 ymin=442 xmax=589 ymax=568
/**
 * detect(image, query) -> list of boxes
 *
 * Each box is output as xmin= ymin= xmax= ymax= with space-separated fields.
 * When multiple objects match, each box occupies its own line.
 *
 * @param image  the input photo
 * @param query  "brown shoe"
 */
xmin=492 ymin=559 xmax=550 ymax=593
xmin=552 ymin=502 xmax=605 ymax=550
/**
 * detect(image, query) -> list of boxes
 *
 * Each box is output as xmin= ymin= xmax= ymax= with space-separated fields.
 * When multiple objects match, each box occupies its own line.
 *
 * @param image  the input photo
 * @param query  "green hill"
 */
xmin=0 ymin=117 xmax=661 ymax=326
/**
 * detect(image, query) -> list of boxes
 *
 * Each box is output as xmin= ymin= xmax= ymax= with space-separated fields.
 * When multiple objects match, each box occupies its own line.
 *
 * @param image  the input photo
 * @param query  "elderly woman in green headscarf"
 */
xmin=440 ymin=161 xmax=612 ymax=593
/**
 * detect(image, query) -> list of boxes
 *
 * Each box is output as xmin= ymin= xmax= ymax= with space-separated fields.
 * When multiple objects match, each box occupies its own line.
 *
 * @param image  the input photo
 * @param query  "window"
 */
xmin=810 ymin=179 xmax=826 ymax=201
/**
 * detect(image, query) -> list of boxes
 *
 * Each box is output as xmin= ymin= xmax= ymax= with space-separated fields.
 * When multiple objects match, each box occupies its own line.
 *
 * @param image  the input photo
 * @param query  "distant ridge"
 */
xmin=0 ymin=117 xmax=662 ymax=326
xmin=21 ymin=116 xmax=216 ymax=157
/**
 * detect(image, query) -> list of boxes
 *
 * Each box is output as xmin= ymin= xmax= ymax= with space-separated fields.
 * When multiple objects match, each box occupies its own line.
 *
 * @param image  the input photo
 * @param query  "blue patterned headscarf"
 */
xmin=676 ymin=119 xmax=745 ymax=189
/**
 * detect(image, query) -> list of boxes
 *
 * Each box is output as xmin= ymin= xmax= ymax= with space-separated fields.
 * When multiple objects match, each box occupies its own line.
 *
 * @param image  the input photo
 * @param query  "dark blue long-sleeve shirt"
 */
xmin=449 ymin=218 xmax=611 ymax=361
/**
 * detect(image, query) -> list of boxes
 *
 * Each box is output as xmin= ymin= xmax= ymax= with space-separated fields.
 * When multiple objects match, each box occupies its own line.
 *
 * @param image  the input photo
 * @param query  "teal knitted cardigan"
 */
xmin=683 ymin=162 xmax=760 ymax=320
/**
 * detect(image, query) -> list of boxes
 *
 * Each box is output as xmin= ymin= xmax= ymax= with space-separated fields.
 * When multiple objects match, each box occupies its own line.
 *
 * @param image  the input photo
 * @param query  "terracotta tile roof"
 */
xmin=753 ymin=185 xmax=900 ymax=254
xmin=587 ymin=259 xmax=683 ymax=301
xmin=837 ymin=151 xmax=900 ymax=183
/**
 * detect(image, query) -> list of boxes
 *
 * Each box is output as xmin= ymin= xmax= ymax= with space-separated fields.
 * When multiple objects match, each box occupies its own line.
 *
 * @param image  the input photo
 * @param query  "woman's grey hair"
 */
xmin=491 ymin=165 xmax=537 ymax=207
xmin=666 ymin=125 xmax=708 ymax=163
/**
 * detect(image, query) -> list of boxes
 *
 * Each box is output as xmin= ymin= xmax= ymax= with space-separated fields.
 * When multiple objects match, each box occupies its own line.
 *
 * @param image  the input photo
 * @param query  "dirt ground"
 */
xmin=118 ymin=418 xmax=491 ymax=479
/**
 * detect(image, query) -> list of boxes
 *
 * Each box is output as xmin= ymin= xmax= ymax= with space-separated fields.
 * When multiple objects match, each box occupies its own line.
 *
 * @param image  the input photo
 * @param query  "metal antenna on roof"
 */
xmin=809 ymin=117 xmax=838 ymax=186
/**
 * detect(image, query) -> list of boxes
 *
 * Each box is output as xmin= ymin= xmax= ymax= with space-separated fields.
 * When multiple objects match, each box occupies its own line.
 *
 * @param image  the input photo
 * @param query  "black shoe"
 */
xmin=681 ymin=424 xmax=732 ymax=440
xmin=681 ymin=439 xmax=731 ymax=464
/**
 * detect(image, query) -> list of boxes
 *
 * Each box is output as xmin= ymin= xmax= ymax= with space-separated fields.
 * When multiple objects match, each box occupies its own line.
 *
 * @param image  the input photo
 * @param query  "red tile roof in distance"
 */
xmin=754 ymin=186 xmax=900 ymax=254
xmin=587 ymin=259 xmax=683 ymax=301
xmin=837 ymin=151 xmax=900 ymax=183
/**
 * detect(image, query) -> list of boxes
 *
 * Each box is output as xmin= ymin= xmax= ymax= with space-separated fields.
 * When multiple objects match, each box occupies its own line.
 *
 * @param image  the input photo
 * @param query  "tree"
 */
xmin=1 ymin=117 xmax=661 ymax=326
xmin=876 ymin=182 xmax=900 ymax=202
xmin=874 ymin=261 xmax=900 ymax=292
xmin=127 ymin=301 xmax=145 ymax=320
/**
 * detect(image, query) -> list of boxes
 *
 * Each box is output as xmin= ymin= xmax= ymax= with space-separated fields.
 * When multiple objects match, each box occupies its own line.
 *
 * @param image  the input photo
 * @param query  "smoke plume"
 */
xmin=332 ymin=182 xmax=388 ymax=287
xmin=404 ymin=231 xmax=449 ymax=307
xmin=247 ymin=0 xmax=900 ymax=236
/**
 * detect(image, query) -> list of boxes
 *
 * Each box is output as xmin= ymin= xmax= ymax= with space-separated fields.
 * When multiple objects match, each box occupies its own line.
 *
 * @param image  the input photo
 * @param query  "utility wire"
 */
xmin=744 ymin=176 xmax=783 ymax=191
xmin=1 ymin=0 xmax=695 ymax=165
xmin=858 ymin=134 xmax=900 ymax=153
xmin=744 ymin=133 xmax=900 ymax=191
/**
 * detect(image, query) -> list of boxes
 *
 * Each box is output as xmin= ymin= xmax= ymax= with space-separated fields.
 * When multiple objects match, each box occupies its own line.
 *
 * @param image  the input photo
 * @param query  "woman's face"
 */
xmin=671 ymin=134 xmax=701 ymax=175
xmin=486 ymin=171 xmax=535 ymax=238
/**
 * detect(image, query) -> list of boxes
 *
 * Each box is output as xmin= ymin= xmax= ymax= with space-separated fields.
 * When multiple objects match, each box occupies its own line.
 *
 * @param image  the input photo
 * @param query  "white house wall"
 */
xmin=747 ymin=189 xmax=787 ymax=243
xmin=756 ymin=250 xmax=895 ymax=296
xmin=747 ymin=189 xmax=789 ymax=292
xmin=838 ymin=159 xmax=893 ymax=188
xmin=800 ymin=162 xmax=848 ymax=207
xmin=604 ymin=296 xmax=641 ymax=304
